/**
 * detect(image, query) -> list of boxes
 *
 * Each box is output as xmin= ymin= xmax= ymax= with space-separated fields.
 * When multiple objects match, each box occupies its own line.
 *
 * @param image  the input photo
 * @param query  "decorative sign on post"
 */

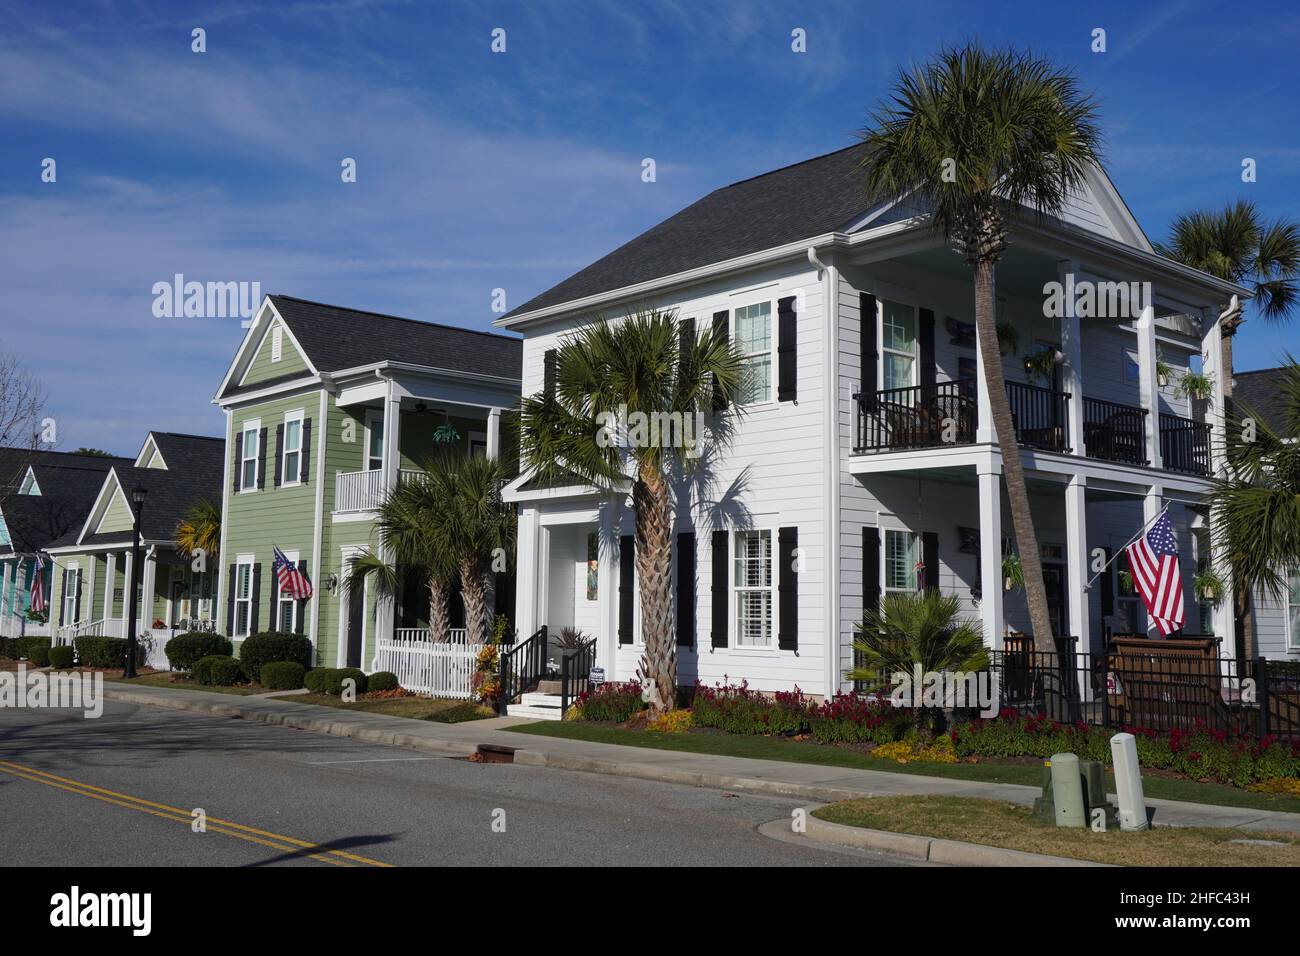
xmin=588 ymin=667 xmax=605 ymax=686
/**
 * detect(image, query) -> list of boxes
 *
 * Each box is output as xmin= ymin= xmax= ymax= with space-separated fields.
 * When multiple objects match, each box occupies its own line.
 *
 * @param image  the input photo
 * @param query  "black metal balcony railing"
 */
xmin=854 ymin=380 xmax=976 ymax=452
xmin=1160 ymin=413 xmax=1212 ymax=476
xmin=1082 ymin=396 xmax=1148 ymax=466
xmin=1005 ymin=381 xmax=1071 ymax=453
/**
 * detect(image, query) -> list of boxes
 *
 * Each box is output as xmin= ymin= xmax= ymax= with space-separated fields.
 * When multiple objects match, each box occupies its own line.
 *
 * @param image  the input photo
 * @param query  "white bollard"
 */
xmin=1110 ymin=732 xmax=1148 ymax=831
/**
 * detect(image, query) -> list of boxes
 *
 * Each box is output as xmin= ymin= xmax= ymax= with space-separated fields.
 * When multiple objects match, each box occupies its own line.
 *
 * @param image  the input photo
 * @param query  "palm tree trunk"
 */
xmin=460 ymin=563 xmax=490 ymax=646
xmin=633 ymin=461 xmax=675 ymax=712
xmin=1220 ymin=326 xmax=1235 ymax=398
xmin=427 ymin=577 xmax=450 ymax=642
xmin=972 ymin=258 xmax=1064 ymax=712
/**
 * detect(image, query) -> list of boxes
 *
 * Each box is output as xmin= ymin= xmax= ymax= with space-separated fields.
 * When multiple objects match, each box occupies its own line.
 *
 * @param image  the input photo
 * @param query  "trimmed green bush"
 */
xmin=303 ymin=667 xmax=368 ymax=696
xmin=304 ymin=667 xmax=328 ymax=693
xmin=15 ymin=636 xmax=52 ymax=665
xmin=191 ymin=655 xmax=245 ymax=686
xmin=73 ymin=635 xmax=145 ymax=669
xmin=260 ymin=661 xmax=306 ymax=691
xmin=48 ymin=645 xmax=75 ymax=669
xmin=366 ymin=671 xmax=400 ymax=693
xmin=165 ymin=632 xmax=233 ymax=671
xmin=237 ymin=632 xmax=313 ymax=682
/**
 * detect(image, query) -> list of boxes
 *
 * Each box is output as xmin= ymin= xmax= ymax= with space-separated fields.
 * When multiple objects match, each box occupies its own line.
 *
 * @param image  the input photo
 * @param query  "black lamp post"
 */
xmin=123 ymin=484 xmax=147 ymax=678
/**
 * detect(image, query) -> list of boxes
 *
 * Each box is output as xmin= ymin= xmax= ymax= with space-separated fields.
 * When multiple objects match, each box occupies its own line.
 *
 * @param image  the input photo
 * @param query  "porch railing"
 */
xmin=392 ymin=627 xmax=470 ymax=643
xmin=560 ymin=638 xmax=598 ymax=714
xmin=1005 ymin=381 xmax=1070 ymax=452
xmin=1082 ymin=396 xmax=1148 ymax=466
xmin=335 ymin=468 xmax=384 ymax=512
xmin=853 ymin=380 xmax=976 ymax=451
xmin=496 ymin=625 xmax=548 ymax=715
xmin=1159 ymin=413 xmax=1212 ymax=476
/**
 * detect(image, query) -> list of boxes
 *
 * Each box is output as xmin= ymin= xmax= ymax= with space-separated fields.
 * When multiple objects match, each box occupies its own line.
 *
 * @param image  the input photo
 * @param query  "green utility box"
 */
xmin=1032 ymin=757 xmax=1119 ymax=829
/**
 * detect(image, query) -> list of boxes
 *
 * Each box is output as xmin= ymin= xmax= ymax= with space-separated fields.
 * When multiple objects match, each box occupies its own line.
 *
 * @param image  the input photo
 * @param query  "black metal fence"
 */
xmin=1083 ymin=396 xmax=1148 ymax=466
xmin=560 ymin=638 xmax=598 ymax=713
xmin=853 ymin=381 xmax=976 ymax=452
xmin=1005 ymin=381 xmax=1070 ymax=452
xmin=1159 ymin=412 xmax=1213 ymax=476
xmin=496 ymin=625 xmax=547 ymax=715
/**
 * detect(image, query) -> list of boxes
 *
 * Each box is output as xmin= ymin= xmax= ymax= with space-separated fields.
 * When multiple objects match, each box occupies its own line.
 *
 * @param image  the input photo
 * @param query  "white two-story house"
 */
xmin=497 ymin=144 xmax=1251 ymax=702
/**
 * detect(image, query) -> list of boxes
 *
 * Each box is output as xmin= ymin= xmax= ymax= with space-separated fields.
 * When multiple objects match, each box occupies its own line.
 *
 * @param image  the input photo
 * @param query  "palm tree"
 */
xmin=175 ymin=499 xmax=221 ymax=560
xmin=518 ymin=308 xmax=739 ymax=711
xmin=1210 ymin=359 xmax=1300 ymax=657
xmin=858 ymin=44 xmax=1102 ymax=657
xmin=1157 ymin=200 xmax=1300 ymax=396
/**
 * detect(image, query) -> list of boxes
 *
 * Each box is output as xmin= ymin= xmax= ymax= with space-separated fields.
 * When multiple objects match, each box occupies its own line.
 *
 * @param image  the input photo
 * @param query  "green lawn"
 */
xmin=269 ymin=693 xmax=494 ymax=722
xmin=105 ymin=671 xmax=263 ymax=696
xmin=505 ymin=721 xmax=1300 ymax=814
xmin=815 ymin=796 xmax=1300 ymax=867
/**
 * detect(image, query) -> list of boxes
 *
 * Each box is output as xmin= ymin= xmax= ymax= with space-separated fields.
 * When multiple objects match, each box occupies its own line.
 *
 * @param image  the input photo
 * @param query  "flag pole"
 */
xmin=1083 ymin=503 xmax=1172 ymax=591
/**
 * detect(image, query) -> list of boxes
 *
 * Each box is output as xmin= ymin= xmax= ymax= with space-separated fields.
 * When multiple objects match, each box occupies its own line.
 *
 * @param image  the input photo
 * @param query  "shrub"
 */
xmin=691 ymin=681 xmax=809 ymax=735
xmin=191 ymin=655 xmax=245 ymax=686
xmin=48 ymin=645 xmax=75 ymax=669
xmin=15 ymin=636 xmax=52 ymax=664
xmin=260 ymin=661 xmax=306 ymax=690
xmin=303 ymin=667 xmax=368 ymax=696
xmin=808 ymin=693 xmax=913 ymax=745
xmin=73 ymin=636 xmax=143 ymax=669
xmin=366 ymin=671 xmax=400 ymax=693
xmin=573 ymin=681 xmax=646 ymax=722
xmin=237 ymin=632 xmax=313 ymax=682
xmin=304 ymin=667 xmax=328 ymax=693
xmin=165 ymin=632 xmax=233 ymax=671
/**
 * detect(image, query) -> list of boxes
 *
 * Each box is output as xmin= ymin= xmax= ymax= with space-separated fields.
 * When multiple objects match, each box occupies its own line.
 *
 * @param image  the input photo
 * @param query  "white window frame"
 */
xmin=883 ymin=527 xmax=920 ymax=596
xmin=364 ymin=410 xmax=384 ymax=472
xmin=469 ymin=430 xmax=488 ymax=458
xmin=239 ymin=419 xmax=260 ymax=493
xmin=1288 ymin=571 xmax=1300 ymax=651
xmin=729 ymin=298 xmax=776 ymax=406
xmin=879 ymin=298 xmax=918 ymax=393
xmin=281 ymin=409 xmax=304 ymax=487
xmin=234 ymin=555 xmax=254 ymax=638
xmin=270 ymin=324 xmax=283 ymax=363
xmin=731 ymin=527 xmax=776 ymax=650
xmin=277 ymin=548 xmax=300 ymax=633
xmin=63 ymin=563 xmax=81 ymax=625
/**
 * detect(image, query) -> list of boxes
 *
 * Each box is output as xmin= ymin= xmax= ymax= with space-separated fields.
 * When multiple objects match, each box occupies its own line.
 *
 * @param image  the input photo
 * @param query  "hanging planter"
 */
xmin=1156 ymin=359 xmax=1172 ymax=389
xmin=996 ymin=321 xmax=1019 ymax=356
xmin=1002 ymin=554 xmax=1024 ymax=592
xmin=1194 ymin=568 xmax=1226 ymax=604
xmin=1023 ymin=348 xmax=1064 ymax=386
xmin=1176 ymin=369 xmax=1215 ymax=401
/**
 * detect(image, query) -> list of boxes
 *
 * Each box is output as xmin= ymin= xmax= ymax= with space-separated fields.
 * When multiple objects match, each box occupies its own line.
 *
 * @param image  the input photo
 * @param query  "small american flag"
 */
xmin=1125 ymin=511 xmax=1185 ymax=636
xmin=273 ymin=546 xmax=313 ymax=600
xmin=29 ymin=555 xmax=47 ymax=613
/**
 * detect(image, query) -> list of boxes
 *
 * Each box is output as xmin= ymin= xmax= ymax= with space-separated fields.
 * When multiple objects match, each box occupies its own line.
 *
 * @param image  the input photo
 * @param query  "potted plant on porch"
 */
xmin=1193 ymin=568 xmax=1226 ymax=604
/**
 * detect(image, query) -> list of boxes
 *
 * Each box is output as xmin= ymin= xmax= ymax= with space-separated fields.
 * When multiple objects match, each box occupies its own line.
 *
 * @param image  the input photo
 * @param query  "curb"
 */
xmin=800 ymin=805 xmax=1111 ymax=867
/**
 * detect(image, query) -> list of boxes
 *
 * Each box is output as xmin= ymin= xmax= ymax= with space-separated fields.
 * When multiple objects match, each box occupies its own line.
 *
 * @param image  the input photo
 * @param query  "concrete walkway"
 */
xmin=101 ymin=683 xmax=1300 ymax=834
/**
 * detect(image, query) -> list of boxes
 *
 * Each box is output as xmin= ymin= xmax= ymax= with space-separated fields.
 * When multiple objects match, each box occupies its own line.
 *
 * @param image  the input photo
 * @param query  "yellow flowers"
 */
xmin=870 ymin=736 xmax=958 ymax=764
xmin=647 ymin=709 xmax=694 ymax=734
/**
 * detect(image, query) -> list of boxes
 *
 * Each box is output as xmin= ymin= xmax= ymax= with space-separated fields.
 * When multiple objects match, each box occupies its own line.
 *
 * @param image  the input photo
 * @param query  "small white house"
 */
xmin=497 ymin=144 xmax=1254 ymax=702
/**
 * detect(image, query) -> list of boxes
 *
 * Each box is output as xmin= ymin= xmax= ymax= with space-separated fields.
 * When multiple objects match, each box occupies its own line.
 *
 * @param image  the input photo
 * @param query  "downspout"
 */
xmin=810 ymin=244 xmax=840 ymax=700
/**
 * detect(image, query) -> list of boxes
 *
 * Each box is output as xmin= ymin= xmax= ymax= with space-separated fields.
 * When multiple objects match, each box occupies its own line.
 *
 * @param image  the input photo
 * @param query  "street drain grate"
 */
xmin=468 ymin=744 xmax=516 ymax=764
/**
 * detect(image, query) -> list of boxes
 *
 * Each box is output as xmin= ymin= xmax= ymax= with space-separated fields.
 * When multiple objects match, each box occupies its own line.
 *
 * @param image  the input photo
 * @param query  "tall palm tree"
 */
xmin=175 ymin=499 xmax=221 ymax=560
xmin=1157 ymin=200 xmax=1300 ymax=396
xmin=1210 ymin=360 xmax=1300 ymax=656
xmin=858 ymin=44 xmax=1102 ymax=657
xmin=518 ymin=308 xmax=739 ymax=711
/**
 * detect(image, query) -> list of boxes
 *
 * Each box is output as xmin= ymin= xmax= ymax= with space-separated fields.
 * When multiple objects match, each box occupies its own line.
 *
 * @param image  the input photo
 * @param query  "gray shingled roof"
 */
xmin=267 ymin=295 xmax=522 ymax=380
xmin=1234 ymin=367 xmax=1296 ymax=435
xmin=503 ymin=144 xmax=872 ymax=319
xmin=0 ymin=448 xmax=130 ymax=554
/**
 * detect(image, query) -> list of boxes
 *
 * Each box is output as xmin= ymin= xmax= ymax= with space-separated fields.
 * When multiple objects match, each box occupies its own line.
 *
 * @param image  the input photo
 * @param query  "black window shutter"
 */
xmin=711 ymin=310 xmax=729 ymax=413
xmin=1100 ymin=547 xmax=1114 ymax=616
xmin=256 ymin=428 xmax=268 ymax=490
xmin=231 ymin=439 xmax=241 ymax=492
xmin=273 ymin=423 xmax=284 ymax=488
xmin=777 ymin=526 xmax=798 ymax=651
xmin=922 ymin=531 xmax=940 ymax=591
xmin=295 ymin=560 xmax=309 ymax=635
xmin=617 ymin=535 xmax=634 ymax=645
xmin=250 ymin=563 xmax=262 ymax=633
xmin=75 ymin=571 xmax=83 ymax=622
xmin=710 ymin=529 xmax=728 ymax=648
xmin=675 ymin=532 xmax=695 ymax=646
xmin=678 ymin=317 xmax=696 ymax=382
xmin=58 ymin=569 xmax=68 ymax=625
xmin=918 ymin=308 xmax=936 ymax=394
xmin=860 ymin=293 xmax=878 ymax=396
xmin=863 ymin=526 xmax=881 ymax=611
xmin=226 ymin=563 xmax=236 ymax=633
xmin=543 ymin=349 xmax=557 ymax=399
xmin=270 ymin=567 xmax=281 ymax=632
xmin=300 ymin=418 xmax=312 ymax=482
xmin=777 ymin=296 xmax=797 ymax=402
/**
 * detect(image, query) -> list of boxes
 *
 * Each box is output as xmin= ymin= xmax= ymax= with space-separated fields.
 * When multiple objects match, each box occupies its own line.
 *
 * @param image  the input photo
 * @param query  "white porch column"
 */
xmin=121 ymin=551 xmax=134 ymax=639
xmin=1142 ymin=485 xmax=1164 ymax=636
xmin=377 ymin=379 xmax=402 ymax=646
xmin=977 ymin=459 xmax=1004 ymax=651
xmin=104 ymin=551 xmax=117 ymax=627
xmin=1059 ymin=260 xmax=1086 ymax=456
xmin=975 ymin=309 xmax=997 ymax=444
xmin=1201 ymin=306 xmax=1229 ymax=476
xmin=1064 ymin=474 xmax=1091 ymax=699
xmin=598 ymin=504 xmax=618 ymax=677
xmin=515 ymin=506 xmax=540 ymax=640
xmin=141 ymin=550 xmax=157 ymax=631
xmin=486 ymin=407 xmax=502 ymax=459
xmin=1136 ymin=304 xmax=1164 ymax=469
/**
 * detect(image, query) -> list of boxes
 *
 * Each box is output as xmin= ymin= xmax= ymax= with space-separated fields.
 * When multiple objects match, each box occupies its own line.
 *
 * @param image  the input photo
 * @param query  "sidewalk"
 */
xmin=102 ymin=683 xmax=1300 ymax=834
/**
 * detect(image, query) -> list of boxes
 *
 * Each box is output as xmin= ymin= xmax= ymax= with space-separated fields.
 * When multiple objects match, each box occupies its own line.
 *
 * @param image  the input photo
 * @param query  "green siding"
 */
xmin=145 ymin=446 xmax=166 ymax=468
xmin=97 ymin=487 xmax=134 ymax=534
xmin=242 ymin=320 xmax=310 ymax=386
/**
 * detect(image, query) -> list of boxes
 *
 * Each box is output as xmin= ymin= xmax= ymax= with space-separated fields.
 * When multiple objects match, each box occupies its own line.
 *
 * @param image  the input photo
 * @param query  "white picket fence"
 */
xmin=373 ymin=633 xmax=483 ymax=699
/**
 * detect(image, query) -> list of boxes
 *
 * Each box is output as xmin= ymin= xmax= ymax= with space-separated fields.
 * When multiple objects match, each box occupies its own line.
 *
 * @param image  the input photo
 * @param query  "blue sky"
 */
xmin=2 ymin=0 xmax=1298 ymax=455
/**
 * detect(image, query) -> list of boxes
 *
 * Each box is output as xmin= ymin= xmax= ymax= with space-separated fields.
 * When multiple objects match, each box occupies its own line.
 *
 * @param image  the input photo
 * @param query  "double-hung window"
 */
xmin=282 ymin=413 xmax=303 ymax=486
xmin=278 ymin=551 xmax=299 ymax=633
xmin=884 ymin=529 xmax=919 ymax=595
xmin=1288 ymin=572 xmax=1300 ymax=651
xmin=734 ymin=302 xmax=773 ymax=404
xmin=366 ymin=413 xmax=384 ymax=471
xmin=734 ymin=530 xmax=773 ymax=647
xmin=63 ymin=567 xmax=81 ymax=624
xmin=881 ymin=300 xmax=916 ymax=391
xmin=239 ymin=423 xmax=259 ymax=491
xmin=234 ymin=560 xmax=254 ymax=637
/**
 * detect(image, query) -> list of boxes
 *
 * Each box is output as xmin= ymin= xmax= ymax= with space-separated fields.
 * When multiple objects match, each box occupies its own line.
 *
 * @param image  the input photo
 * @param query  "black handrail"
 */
xmin=496 ymin=625 xmax=547 ymax=715
xmin=1159 ymin=413 xmax=1212 ymax=476
xmin=1083 ymin=396 xmax=1148 ymax=466
xmin=1005 ymin=381 xmax=1070 ymax=452
xmin=560 ymin=638 xmax=598 ymax=714
xmin=853 ymin=379 xmax=976 ymax=451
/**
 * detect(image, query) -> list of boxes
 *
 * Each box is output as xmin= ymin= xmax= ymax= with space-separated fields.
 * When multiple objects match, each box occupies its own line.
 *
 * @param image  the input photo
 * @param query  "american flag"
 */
xmin=273 ymin=546 xmax=313 ymax=600
xmin=29 ymin=554 xmax=47 ymax=613
xmin=1125 ymin=511 xmax=1185 ymax=636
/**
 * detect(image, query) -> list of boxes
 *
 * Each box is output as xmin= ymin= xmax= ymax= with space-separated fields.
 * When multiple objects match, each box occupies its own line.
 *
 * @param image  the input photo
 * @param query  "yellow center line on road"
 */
xmin=0 ymin=759 xmax=392 ymax=868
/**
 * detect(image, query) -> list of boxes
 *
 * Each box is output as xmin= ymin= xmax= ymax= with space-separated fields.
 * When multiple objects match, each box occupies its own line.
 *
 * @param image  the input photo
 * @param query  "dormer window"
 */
xmin=18 ymin=468 xmax=40 ymax=495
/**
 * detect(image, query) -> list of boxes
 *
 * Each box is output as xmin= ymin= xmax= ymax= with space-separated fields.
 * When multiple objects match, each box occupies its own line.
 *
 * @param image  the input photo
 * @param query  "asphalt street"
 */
xmin=0 ymin=700 xmax=910 ymax=867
